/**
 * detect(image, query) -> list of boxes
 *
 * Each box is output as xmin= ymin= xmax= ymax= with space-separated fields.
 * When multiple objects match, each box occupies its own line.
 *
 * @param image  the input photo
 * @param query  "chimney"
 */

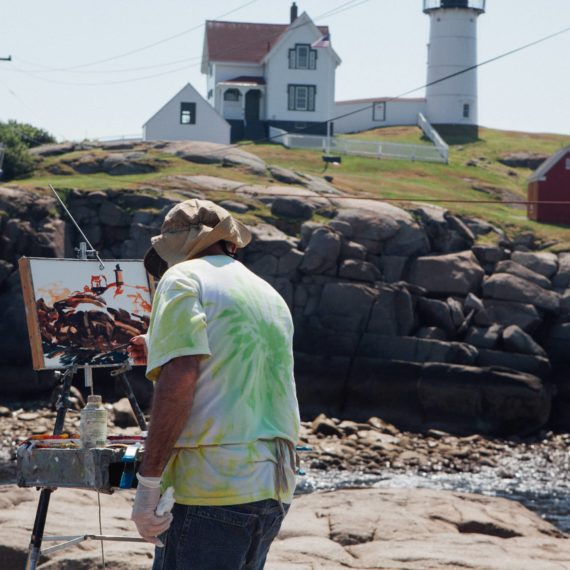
xmin=290 ymin=2 xmax=298 ymax=23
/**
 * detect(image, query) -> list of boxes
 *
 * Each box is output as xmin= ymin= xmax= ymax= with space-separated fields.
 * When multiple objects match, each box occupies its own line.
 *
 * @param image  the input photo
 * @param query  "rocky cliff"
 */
xmin=2 ymin=141 xmax=570 ymax=435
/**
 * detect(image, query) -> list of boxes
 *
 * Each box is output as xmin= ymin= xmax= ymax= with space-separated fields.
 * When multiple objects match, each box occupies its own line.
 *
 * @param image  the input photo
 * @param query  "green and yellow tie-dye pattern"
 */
xmin=145 ymin=256 xmax=300 ymax=506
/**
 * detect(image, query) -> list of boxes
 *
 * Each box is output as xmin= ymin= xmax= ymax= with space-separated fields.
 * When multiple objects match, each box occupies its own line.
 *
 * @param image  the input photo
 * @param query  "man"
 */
xmin=129 ymin=199 xmax=300 ymax=570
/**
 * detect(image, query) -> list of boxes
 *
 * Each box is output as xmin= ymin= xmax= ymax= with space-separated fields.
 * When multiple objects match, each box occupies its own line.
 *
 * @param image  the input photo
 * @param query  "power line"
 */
xmin=16 ymin=0 xmax=260 ymax=73
xmin=7 ymin=0 xmax=367 ymax=81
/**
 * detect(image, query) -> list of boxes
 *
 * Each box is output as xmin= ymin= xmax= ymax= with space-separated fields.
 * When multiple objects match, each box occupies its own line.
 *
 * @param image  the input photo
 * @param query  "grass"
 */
xmin=16 ymin=126 xmax=570 ymax=249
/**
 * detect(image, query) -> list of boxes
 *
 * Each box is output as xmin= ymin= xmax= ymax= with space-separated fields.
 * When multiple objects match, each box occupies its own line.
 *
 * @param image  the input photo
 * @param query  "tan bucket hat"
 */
xmin=143 ymin=199 xmax=252 ymax=278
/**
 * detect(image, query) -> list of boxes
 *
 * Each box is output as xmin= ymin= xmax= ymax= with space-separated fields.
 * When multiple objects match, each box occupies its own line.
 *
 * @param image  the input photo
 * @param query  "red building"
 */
xmin=528 ymin=146 xmax=570 ymax=224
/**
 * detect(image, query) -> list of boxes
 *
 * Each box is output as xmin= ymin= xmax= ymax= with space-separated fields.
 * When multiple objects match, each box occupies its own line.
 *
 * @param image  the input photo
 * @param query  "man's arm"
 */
xmin=139 ymin=354 xmax=201 ymax=477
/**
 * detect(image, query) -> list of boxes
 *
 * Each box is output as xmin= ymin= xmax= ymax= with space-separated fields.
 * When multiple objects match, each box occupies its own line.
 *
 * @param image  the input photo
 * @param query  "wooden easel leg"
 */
xmin=25 ymin=366 xmax=77 ymax=569
xmin=25 ymin=488 xmax=52 ymax=570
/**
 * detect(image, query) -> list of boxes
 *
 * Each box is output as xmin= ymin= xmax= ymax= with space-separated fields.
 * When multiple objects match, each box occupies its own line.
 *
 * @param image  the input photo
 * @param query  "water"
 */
xmin=296 ymin=456 xmax=570 ymax=533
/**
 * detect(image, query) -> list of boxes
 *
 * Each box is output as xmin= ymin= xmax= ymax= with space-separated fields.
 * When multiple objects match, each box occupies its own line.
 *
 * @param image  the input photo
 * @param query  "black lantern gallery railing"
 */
xmin=423 ymin=0 xmax=486 ymax=13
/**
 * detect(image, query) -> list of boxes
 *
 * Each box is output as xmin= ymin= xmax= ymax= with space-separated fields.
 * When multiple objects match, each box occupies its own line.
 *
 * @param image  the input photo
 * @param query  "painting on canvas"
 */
xmin=19 ymin=258 xmax=153 ymax=370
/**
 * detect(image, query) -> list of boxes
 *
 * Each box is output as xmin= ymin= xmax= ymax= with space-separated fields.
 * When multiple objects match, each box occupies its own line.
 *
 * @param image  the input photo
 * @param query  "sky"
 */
xmin=1 ymin=0 xmax=569 ymax=142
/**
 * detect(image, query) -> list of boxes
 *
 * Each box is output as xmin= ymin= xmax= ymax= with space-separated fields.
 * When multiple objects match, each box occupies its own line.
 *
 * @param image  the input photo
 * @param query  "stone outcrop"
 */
xmin=2 ymin=181 xmax=570 ymax=434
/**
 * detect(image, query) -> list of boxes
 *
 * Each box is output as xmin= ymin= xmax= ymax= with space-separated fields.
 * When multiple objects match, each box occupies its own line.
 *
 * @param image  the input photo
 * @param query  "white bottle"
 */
xmin=80 ymin=395 xmax=108 ymax=449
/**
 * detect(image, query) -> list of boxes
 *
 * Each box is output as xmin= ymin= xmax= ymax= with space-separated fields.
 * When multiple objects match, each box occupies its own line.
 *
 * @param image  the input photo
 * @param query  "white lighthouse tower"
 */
xmin=424 ymin=0 xmax=486 ymax=139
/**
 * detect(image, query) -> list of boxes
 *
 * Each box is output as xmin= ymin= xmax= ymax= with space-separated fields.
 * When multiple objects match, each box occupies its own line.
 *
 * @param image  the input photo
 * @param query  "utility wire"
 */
xmin=8 ymin=0 xmax=366 ymax=81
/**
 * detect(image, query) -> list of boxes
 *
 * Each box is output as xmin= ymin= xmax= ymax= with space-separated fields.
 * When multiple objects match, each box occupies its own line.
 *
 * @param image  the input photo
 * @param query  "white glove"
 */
xmin=131 ymin=473 xmax=173 ymax=545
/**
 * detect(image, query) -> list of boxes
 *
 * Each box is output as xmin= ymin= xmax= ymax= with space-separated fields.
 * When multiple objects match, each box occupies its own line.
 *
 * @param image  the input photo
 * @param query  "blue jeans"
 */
xmin=152 ymin=499 xmax=289 ymax=570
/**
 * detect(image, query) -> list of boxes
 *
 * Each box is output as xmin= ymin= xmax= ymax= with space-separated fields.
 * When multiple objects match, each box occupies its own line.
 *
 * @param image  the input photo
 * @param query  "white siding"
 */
xmin=265 ymin=25 xmax=335 ymax=124
xmin=426 ymin=8 xmax=481 ymax=125
xmin=143 ymin=84 xmax=230 ymax=144
xmin=334 ymin=99 xmax=426 ymax=134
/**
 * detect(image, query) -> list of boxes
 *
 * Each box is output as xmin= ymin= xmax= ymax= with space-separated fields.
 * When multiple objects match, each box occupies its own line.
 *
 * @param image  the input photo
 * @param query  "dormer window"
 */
xmin=289 ymin=44 xmax=317 ymax=70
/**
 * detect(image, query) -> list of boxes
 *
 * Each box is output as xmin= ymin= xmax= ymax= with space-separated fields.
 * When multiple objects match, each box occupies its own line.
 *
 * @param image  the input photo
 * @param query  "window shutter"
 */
xmin=288 ymin=85 xmax=295 ymax=110
xmin=308 ymin=87 xmax=315 ymax=111
xmin=289 ymin=49 xmax=296 ymax=69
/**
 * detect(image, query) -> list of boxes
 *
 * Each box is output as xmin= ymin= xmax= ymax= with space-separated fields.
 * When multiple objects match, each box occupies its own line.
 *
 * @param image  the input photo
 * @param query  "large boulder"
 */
xmin=299 ymin=227 xmax=341 ymax=274
xmin=476 ymin=299 xmax=542 ymax=332
xmin=502 ymin=325 xmax=547 ymax=357
xmin=413 ymin=205 xmax=474 ymax=253
xmin=482 ymin=274 xmax=559 ymax=313
xmin=494 ymin=260 xmax=552 ymax=289
xmin=418 ymin=363 xmax=550 ymax=435
xmin=357 ymin=335 xmax=478 ymax=366
xmin=510 ymin=251 xmax=558 ymax=278
xmin=366 ymin=284 xmax=415 ymax=336
xmin=476 ymin=349 xmax=551 ymax=378
xmin=408 ymin=251 xmax=484 ymax=296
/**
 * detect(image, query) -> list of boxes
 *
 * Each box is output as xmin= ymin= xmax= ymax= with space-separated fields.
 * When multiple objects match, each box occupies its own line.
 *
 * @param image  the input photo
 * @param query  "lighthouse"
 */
xmin=423 ymin=0 xmax=486 ymax=139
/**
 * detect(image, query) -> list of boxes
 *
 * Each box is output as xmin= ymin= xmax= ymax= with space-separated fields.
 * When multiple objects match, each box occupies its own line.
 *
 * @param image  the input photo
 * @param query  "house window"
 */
xmin=288 ymin=85 xmax=316 ymax=111
xmin=207 ymin=89 xmax=213 ymax=99
xmin=463 ymin=103 xmax=470 ymax=118
xmin=373 ymin=102 xmax=386 ymax=121
xmin=180 ymin=102 xmax=196 ymax=125
xmin=224 ymin=89 xmax=240 ymax=102
xmin=288 ymin=44 xmax=317 ymax=70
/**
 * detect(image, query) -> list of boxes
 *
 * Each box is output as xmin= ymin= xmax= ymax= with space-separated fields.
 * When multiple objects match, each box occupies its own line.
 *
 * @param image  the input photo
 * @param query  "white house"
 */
xmin=144 ymin=1 xmax=485 ymax=143
xmin=143 ymin=83 xmax=230 ymax=143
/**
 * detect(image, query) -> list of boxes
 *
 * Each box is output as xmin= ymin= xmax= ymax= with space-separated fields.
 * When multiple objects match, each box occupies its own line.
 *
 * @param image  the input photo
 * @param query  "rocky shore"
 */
xmin=1 ymin=401 xmax=569 ymax=568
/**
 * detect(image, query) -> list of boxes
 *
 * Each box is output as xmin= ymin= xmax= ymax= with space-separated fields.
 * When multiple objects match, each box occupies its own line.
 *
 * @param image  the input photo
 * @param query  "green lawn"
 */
xmin=16 ymin=126 xmax=570 ymax=250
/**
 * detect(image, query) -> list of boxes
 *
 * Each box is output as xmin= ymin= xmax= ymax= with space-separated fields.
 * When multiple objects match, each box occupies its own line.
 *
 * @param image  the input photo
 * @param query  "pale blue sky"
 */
xmin=1 ymin=0 xmax=569 ymax=141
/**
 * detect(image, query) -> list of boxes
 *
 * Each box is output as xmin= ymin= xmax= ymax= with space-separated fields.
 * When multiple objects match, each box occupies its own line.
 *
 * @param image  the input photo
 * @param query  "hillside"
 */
xmin=14 ymin=126 xmax=570 ymax=249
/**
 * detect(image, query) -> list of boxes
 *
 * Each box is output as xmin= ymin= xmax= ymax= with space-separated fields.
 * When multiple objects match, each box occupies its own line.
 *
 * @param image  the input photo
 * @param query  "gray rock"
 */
xmin=477 ymin=349 xmax=551 ymax=378
xmin=101 ymin=153 xmax=156 ymax=175
xmin=297 ymin=173 xmax=342 ymax=195
xmin=219 ymin=200 xmax=250 ymax=214
xmin=271 ymin=197 xmax=314 ymax=220
xmin=339 ymin=239 xmax=367 ymax=261
xmin=246 ymin=254 xmax=279 ymax=276
xmin=472 ymin=244 xmax=507 ymax=264
xmin=112 ymin=398 xmax=138 ymax=428
xmin=511 ymin=251 xmax=558 ymax=278
xmin=417 ymin=297 xmax=455 ymax=334
xmin=333 ymin=208 xmax=402 ymax=254
xmin=382 ymin=222 xmax=430 ymax=257
xmin=408 ymin=251 xmax=485 ymax=296
xmin=494 ymin=260 xmax=552 ymax=289
xmin=247 ymin=224 xmax=297 ymax=256
xmin=276 ymin=249 xmax=303 ymax=277
xmin=380 ymin=256 xmax=409 ymax=284
xmin=464 ymin=325 xmax=502 ymax=349
xmin=99 ymin=201 xmax=129 ymax=227
xmin=551 ymin=252 xmax=570 ymax=288
xmin=318 ymin=282 xmax=377 ymax=320
xmin=447 ymin=297 xmax=465 ymax=327
xmin=0 ymin=260 xmax=14 ymax=287
xmin=497 ymin=152 xmax=548 ymax=169
xmin=464 ymin=292 xmax=485 ymax=313
xmin=366 ymin=284 xmax=415 ymax=336
xmin=502 ymin=325 xmax=547 ymax=357
xmin=415 ymin=326 xmax=448 ymax=341
xmin=476 ymin=300 xmax=542 ymax=332
xmin=29 ymin=142 xmax=76 ymax=157
xmin=358 ymin=334 xmax=478 ymax=366
xmin=544 ymin=322 xmax=570 ymax=364
xmin=267 ymin=165 xmax=306 ymax=185
xmin=328 ymin=220 xmax=352 ymax=238
xmin=338 ymin=260 xmax=381 ymax=282
xmin=299 ymin=222 xmax=323 ymax=250
xmin=482 ymin=274 xmax=559 ymax=312
xmin=417 ymin=363 xmax=550 ymax=436
xmin=299 ymin=227 xmax=341 ymax=275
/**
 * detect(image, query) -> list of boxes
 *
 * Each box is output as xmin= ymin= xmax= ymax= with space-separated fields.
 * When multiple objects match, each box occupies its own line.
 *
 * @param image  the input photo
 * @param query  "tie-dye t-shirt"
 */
xmin=145 ymin=255 xmax=300 ymax=505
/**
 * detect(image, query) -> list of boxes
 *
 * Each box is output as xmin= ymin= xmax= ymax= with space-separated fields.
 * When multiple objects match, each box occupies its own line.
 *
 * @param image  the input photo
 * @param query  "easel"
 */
xmin=23 ymin=209 xmax=150 ymax=569
xmin=24 ymin=360 xmax=148 ymax=569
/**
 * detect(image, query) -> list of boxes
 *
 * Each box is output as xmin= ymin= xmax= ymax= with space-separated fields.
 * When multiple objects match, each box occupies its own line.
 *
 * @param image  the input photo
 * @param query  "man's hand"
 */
xmin=131 ymin=474 xmax=173 ymax=545
xmin=128 ymin=334 xmax=148 ymax=366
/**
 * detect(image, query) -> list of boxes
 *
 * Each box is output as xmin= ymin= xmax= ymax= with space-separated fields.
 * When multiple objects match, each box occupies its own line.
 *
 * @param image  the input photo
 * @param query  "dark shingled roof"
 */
xmin=205 ymin=20 xmax=329 ymax=64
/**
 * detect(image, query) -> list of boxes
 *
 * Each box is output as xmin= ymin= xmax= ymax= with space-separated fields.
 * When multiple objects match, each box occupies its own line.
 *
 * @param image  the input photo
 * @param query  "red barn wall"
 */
xmin=530 ymin=150 xmax=570 ymax=224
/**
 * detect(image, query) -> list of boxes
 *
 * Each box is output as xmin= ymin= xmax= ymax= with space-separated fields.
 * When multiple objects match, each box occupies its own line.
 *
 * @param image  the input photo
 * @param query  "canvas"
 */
xmin=19 ymin=258 xmax=153 ymax=370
